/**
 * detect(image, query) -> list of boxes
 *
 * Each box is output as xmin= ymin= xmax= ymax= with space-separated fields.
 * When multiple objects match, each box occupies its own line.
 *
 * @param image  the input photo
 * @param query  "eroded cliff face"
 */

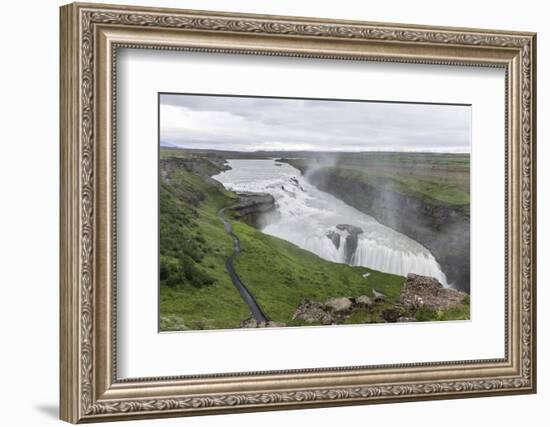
xmin=307 ymin=168 xmax=470 ymax=293
xmin=231 ymin=192 xmax=276 ymax=226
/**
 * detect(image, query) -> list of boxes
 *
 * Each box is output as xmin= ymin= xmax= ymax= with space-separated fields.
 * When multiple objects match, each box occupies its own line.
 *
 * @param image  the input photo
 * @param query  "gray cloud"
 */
xmin=160 ymin=94 xmax=471 ymax=152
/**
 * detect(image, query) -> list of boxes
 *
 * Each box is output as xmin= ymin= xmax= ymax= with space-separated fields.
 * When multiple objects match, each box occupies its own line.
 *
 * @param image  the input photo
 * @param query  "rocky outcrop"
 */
xmin=291 ymin=273 xmax=469 ymax=325
xmin=400 ymin=273 xmax=468 ymax=310
xmin=336 ymin=224 xmax=363 ymax=263
xmin=161 ymin=157 xmax=276 ymax=227
xmin=325 ymin=297 xmax=354 ymax=313
xmin=324 ymin=224 xmax=364 ymax=263
xmin=307 ymin=168 xmax=470 ymax=292
xmin=355 ymin=295 xmax=373 ymax=308
xmin=231 ymin=192 xmax=276 ymax=225
xmin=293 ymin=295 xmax=372 ymax=325
xmin=292 ymin=300 xmax=337 ymax=325
xmin=336 ymin=224 xmax=364 ymax=235
xmin=381 ymin=307 xmax=405 ymax=323
xmin=325 ymin=230 xmax=341 ymax=249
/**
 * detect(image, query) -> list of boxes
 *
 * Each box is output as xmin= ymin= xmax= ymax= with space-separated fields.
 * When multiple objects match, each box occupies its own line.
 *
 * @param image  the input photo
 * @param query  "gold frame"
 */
xmin=60 ymin=2 xmax=537 ymax=423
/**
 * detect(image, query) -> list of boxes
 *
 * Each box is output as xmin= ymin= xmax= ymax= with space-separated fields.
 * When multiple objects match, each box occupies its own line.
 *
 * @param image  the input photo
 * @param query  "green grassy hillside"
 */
xmin=159 ymin=158 xmax=250 ymax=331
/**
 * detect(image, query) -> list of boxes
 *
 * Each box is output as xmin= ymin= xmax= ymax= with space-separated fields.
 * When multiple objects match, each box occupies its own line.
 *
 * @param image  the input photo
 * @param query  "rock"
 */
xmin=324 ymin=297 xmax=353 ymax=313
xmin=231 ymin=192 xmax=276 ymax=225
xmin=381 ymin=307 xmax=402 ymax=323
xmin=325 ymin=230 xmax=341 ymax=249
xmin=241 ymin=318 xmax=260 ymax=328
xmin=336 ymin=224 xmax=364 ymax=235
xmin=266 ymin=321 xmax=287 ymax=328
xmin=355 ymin=295 xmax=373 ymax=308
xmin=335 ymin=224 xmax=364 ymax=263
xmin=290 ymin=177 xmax=300 ymax=186
xmin=292 ymin=300 xmax=335 ymax=325
xmin=234 ymin=192 xmax=275 ymax=214
xmin=241 ymin=318 xmax=287 ymax=328
xmin=400 ymin=274 xmax=468 ymax=310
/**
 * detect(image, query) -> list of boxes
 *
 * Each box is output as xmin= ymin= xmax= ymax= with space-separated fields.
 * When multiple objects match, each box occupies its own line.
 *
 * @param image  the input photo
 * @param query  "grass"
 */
xmin=285 ymin=152 xmax=470 ymax=211
xmin=414 ymin=303 xmax=470 ymax=322
xmin=159 ymin=160 xmax=250 ymax=331
xmin=323 ymin=166 xmax=469 ymax=207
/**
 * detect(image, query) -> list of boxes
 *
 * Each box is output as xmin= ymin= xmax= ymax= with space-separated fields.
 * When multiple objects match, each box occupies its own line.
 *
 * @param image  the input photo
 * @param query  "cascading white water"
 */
xmin=213 ymin=159 xmax=447 ymax=285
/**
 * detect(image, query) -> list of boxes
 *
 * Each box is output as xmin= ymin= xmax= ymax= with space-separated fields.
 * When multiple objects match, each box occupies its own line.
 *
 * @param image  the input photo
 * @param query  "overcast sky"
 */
xmin=160 ymin=94 xmax=471 ymax=153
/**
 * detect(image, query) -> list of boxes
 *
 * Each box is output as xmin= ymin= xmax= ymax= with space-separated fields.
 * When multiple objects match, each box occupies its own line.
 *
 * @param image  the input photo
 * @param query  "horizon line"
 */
xmin=160 ymin=143 xmax=471 ymax=155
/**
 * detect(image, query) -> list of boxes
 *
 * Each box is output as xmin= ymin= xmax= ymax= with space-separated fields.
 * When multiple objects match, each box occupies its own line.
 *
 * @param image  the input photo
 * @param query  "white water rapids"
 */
xmin=213 ymin=159 xmax=447 ymax=285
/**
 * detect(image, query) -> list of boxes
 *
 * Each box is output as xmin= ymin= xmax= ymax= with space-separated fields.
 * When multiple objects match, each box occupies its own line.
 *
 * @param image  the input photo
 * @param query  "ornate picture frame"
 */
xmin=60 ymin=2 xmax=536 ymax=423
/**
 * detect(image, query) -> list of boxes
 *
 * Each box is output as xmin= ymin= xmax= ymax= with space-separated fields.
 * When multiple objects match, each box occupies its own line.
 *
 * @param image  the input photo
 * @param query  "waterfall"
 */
xmin=213 ymin=159 xmax=447 ymax=286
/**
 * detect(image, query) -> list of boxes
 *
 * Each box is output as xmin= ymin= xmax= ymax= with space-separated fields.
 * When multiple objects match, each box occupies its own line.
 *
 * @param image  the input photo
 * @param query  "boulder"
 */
xmin=325 ymin=230 xmax=341 ymax=249
xmin=292 ymin=300 xmax=335 ymax=325
xmin=241 ymin=318 xmax=260 ymax=328
xmin=336 ymin=224 xmax=364 ymax=235
xmin=231 ymin=192 xmax=276 ymax=226
xmin=234 ymin=192 xmax=276 ymax=215
xmin=400 ymin=274 xmax=468 ymax=310
xmin=381 ymin=307 xmax=403 ymax=323
xmin=325 ymin=297 xmax=353 ymax=313
xmin=355 ymin=295 xmax=373 ymax=308
xmin=335 ymin=224 xmax=364 ymax=263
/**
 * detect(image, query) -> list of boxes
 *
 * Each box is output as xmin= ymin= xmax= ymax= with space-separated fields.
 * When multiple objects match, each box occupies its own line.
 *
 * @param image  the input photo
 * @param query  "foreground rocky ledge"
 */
xmin=290 ymin=273 xmax=469 ymax=325
xmin=401 ymin=273 xmax=468 ymax=310
xmin=293 ymin=296 xmax=373 ymax=324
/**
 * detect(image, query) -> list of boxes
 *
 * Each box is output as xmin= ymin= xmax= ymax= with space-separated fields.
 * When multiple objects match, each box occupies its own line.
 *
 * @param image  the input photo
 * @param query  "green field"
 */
xmin=159 ymin=149 xmax=469 ymax=331
xmin=285 ymin=152 xmax=470 ymax=211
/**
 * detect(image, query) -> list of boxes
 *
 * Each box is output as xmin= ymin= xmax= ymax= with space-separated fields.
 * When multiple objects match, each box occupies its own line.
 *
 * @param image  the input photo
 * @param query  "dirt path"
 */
xmin=217 ymin=207 xmax=269 ymax=323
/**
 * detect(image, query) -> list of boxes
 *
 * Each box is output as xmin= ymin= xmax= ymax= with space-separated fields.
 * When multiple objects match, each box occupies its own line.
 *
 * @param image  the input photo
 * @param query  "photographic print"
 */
xmin=158 ymin=93 xmax=471 ymax=331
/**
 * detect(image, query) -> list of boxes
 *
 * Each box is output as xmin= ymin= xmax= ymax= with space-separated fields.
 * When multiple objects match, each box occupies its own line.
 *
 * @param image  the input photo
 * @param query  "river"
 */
xmin=213 ymin=159 xmax=447 ymax=285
